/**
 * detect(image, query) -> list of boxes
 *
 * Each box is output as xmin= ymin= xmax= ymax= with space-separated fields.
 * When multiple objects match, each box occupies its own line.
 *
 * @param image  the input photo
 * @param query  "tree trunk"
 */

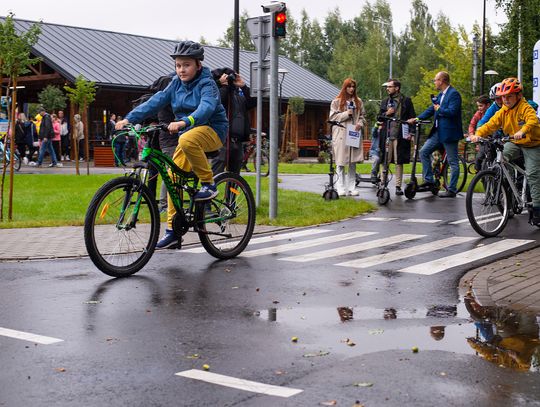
xmin=8 ymin=79 xmax=17 ymax=221
xmin=82 ymin=106 xmax=90 ymax=175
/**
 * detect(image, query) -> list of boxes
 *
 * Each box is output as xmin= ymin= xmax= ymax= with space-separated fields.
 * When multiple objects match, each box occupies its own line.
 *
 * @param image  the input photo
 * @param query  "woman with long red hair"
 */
xmin=329 ymin=78 xmax=366 ymax=196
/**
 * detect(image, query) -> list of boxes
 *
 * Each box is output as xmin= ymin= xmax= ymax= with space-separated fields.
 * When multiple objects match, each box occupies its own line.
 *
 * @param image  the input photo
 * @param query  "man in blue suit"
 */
xmin=408 ymin=71 xmax=463 ymax=197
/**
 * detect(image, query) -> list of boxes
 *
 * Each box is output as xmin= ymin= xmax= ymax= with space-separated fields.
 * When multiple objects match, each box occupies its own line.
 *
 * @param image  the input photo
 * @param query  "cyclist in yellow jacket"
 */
xmin=471 ymin=77 xmax=540 ymax=225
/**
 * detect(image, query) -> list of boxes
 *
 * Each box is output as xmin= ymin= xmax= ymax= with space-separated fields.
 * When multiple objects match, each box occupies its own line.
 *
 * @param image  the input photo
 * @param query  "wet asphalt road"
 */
xmin=1 ymin=182 xmax=540 ymax=406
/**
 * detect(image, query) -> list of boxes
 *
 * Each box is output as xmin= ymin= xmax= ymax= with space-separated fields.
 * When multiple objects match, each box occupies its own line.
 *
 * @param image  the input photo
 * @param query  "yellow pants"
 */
xmin=167 ymin=126 xmax=223 ymax=228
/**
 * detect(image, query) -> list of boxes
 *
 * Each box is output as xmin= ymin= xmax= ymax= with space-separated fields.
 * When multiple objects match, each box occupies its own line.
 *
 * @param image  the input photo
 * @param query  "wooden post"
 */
xmin=8 ymin=80 xmax=17 ymax=221
xmin=82 ymin=106 xmax=89 ymax=175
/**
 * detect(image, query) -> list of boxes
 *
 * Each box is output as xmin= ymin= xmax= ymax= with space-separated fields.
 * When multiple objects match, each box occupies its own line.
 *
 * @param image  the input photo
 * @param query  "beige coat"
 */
xmin=329 ymin=98 xmax=366 ymax=165
xmin=73 ymin=121 xmax=84 ymax=141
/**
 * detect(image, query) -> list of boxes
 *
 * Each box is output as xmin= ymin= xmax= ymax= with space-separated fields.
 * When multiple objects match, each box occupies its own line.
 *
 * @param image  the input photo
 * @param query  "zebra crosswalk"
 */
xmin=183 ymin=217 xmax=536 ymax=275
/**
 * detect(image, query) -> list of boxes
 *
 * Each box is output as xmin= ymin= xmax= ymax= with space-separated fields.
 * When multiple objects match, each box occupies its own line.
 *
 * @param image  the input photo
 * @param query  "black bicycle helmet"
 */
xmin=170 ymin=41 xmax=204 ymax=61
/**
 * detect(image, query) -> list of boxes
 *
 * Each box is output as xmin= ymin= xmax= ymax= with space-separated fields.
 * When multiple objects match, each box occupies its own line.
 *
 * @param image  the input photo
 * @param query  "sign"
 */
xmin=246 ymin=16 xmax=271 ymax=59
xmin=250 ymin=61 xmax=270 ymax=97
xmin=533 ymin=39 xmax=540 ymax=114
xmin=345 ymin=124 xmax=360 ymax=148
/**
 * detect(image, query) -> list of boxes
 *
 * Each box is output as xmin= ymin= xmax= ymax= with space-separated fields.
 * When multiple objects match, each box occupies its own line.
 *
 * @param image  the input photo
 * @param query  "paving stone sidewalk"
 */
xmin=460 ymin=247 xmax=540 ymax=314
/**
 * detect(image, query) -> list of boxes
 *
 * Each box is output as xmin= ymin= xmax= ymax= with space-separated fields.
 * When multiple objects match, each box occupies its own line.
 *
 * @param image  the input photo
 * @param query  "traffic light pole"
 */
xmin=269 ymin=33 xmax=279 ymax=219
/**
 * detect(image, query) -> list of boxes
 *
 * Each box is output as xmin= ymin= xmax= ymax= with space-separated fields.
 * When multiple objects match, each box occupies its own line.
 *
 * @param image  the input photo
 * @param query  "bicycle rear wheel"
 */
xmin=466 ymin=169 xmax=510 ymax=237
xmin=84 ymin=177 xmax=160 ymax=277
xmin=196 ymin=172 xmax=256 ymax=259
xmin=442 ymin=155 xmax=467 ymax=193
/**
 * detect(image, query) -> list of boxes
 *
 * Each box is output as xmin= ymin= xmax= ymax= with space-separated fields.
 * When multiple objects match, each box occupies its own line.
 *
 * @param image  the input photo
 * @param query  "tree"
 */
xmin=217 ymin=10 xmax=256 ymax=51
xmin=0 ymin=14 xmax=41 ymax=222
xmin=37 ymin=85 xmax=67 ymax=113
xmin=64 ymin=75 xmax=96 ymax=175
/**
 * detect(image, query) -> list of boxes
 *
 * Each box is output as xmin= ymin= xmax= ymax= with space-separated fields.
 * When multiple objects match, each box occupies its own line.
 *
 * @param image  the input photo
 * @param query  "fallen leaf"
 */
xmin=412 ymin=346 xmax=419 ymax=353
xmin=303 ymin=351 xmax=330 ymax=358
xmin=273 ymin=300 xmax=280 ymax=304
xmin=256 ymin=288 xmax=260 ymax=292
xmin=225 ymin=268 xmax=231 ymax=273
xmin=202 ymin=364 xmax=210 ymax=371
xmin=341 ymin=338 xmax=356 ymax=347
xmin=54 ymin=367 xmax=66 ymax=372
xmin=353 ymin=382 xmax=373 ymax=387
xmin=320 ymin=401 xmax=337 ymax=406
xmin=511 ymin=273 xmax=527 ymax=278
xmin=275 ymin=370 xmax=286 ymax=375
xmin=186 ymin=354 xmax=200 ymax=359
xmin=352 ymin=402 xmax=365 ymax=407
xmin=368 ymin=329 xmax=384 ymax=335
xmin=291 ymin=336 xmax=299 ymax=343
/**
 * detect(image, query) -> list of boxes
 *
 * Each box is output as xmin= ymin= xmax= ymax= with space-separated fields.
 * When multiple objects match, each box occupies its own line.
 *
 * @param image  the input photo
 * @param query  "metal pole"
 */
xmin=233 ymin=0 xmax=240 ymax=72
xmin=389 ymin=25 xmax=393 ymax=79
xmin=517 ymin=20 xmax=523 ymax=81
xmin=255 ymin=17 xmax=264 ymax=207
xmin=472 ymin=34 xmax=479 ymax=95
xmin=481 ymin=0 xmax=486 ymax=94
xmin=269 ymin=34 xmax=279 ymax=219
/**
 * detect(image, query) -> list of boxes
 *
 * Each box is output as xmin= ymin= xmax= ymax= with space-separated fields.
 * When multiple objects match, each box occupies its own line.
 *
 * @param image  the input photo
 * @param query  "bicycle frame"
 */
xmin=491 ymin=146 xmax=529 ymax=212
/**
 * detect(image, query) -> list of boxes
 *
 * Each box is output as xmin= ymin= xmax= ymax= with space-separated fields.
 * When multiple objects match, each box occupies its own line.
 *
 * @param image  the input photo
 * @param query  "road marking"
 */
xmin=449 ymin=213 xmax=503 ymax=225
xmin=361 ymin=217 xmax=399 ymax=222
xmin=280 ymin=234 xmax=424 ymax=263
xmin=241 ymin=231 xmax=376 ymax=258
xmin=175 ymin=369 xmax=303 ymax=398
xmin=402 ymin=218 xmax=442 ymax=224
xmin=183 ymin=228 xmax=332 ymax=253
xmin=0 ymin=327 xmax=63 ymax=344
xmin=337 ymin=236 xmax=477 ymax=268
xmin=398 ymin=239 xmax=535 ymax=275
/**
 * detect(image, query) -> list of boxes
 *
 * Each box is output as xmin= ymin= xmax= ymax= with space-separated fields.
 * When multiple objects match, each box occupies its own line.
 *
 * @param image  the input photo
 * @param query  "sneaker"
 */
xmin=395 ymin=186 xmax=404 ymax=196
xmin=156 ymin=229 xmax=179 ymax=249
xmin=57 ymin=163 xmax=63 ymax=167
xmin=349 ymin=189 xmax=360 ymax=196
xmin=60 ymin=156 xmax=64 ymax=161
xmin=29 ymin=161 xmax=36 ymax=166
xmin=48 ymin=163 xmax=57 ymax=167
xmin=23 ymin=157 xmax=29 ymax=165
xmin=79 ymin=158 xmax=84 ymax=162
xmin=65 ymin=156 xmax=70 ymax=161
xmin=194 ymin=183 xmax=218 ymax=201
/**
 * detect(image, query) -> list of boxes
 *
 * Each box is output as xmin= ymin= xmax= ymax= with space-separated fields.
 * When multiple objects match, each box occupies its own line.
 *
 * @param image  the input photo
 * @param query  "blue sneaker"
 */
xmin=194 ymin=183 xmax=218 ymax=201
xmin=156 ymin=229 xmax=179 ymax=249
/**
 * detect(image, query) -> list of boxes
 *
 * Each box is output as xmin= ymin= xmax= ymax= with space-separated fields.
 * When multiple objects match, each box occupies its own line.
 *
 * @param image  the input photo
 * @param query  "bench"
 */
xmin=298 ymin=139 xmax=319 ymax=156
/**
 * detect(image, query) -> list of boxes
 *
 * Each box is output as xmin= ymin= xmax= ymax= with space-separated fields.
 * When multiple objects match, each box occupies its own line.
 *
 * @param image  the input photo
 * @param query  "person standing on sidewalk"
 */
xmin=329 ymin=78 xmax=366 ymax=196
xmin=58 ymin=110 xmax=70 ymax=161
xmin=36 ymin=107 xmax=58 ymax=167
xmin=210 ymin=67 xmax=256 ymax=175
xmin=73 ymin=114 xmax=85 ymax=161
xmin=407 ymin=71 xmax=463 ymax=198
xmin=378 ymin=79 xmax=416 ymax=196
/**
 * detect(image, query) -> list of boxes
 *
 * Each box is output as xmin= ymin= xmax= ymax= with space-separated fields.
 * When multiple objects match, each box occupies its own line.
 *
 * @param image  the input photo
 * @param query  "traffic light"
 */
xmin=272 ymin=8 xmax=287 ymax=37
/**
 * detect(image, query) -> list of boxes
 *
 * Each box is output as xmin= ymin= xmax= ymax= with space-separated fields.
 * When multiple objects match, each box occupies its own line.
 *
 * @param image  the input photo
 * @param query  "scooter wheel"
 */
xmin=431 ymin=180 xmax=440 ymax=195
xmin=377 ymin=188 xmax=390 ymax=205
xmin=323 ymin=189 xmax=339 ymax=200
xmin=404 ymin=184 xmax=416 ymax=199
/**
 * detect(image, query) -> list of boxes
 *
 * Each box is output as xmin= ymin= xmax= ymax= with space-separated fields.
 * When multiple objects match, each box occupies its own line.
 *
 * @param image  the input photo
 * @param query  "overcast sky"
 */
xmin=1 ymin=0 xmax=506 ymax=44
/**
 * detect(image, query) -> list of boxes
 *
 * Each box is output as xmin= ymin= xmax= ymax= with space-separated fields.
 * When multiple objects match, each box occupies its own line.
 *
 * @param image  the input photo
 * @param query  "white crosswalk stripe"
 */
xmin=337 ymin=236 xmax=477 ymax=268
xmin=398 ymin=239 xmax=534 ymax=275
xmin=280 ymin=234 xmax=425 ymax=263
xmin=183 ymin=228 xmax=332 ymax=254
xmin=240 ymin=231 xmax=376 ymax=258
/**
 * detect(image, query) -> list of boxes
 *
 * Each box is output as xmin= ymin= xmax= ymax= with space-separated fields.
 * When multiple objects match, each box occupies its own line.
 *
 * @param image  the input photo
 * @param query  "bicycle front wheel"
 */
xmin=442 ymin=155 xmax=468 ymax=193
xmin=196 ymin=172 xmax=256 ymax=259
xmin=84 ymin=177 xmax=160 ymax=277
xmin=466 ymin=169 xmax=510 ymax=237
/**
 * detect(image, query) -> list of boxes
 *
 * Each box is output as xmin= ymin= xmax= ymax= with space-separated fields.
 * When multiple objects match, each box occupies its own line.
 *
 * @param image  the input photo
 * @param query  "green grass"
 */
xmin=0 ymin=173 xmax=376 ymax=228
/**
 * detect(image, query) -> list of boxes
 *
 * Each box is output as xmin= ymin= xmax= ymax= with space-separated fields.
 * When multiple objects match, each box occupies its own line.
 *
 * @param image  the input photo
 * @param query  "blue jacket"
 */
xmin=126 ymin=67 xmax=228 ymax=142
xmin=476 ymin=102 xmax=501 ymax=128
xmin=418 ymin=86 xmax=463 ymax=143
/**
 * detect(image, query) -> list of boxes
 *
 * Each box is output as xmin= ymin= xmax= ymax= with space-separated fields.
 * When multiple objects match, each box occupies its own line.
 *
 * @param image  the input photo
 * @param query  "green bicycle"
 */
xmin=84 ymin=124 xmax=256 ymax=277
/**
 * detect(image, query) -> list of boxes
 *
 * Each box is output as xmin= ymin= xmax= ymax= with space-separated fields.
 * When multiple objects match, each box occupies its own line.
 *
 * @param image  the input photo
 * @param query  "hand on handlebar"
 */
xmin=115 ymin=119 xmax=129 ymax=130
xmin=406 ymin=118 xmax=417 ymax=125
xmin=469 ymin=135 xmax=481 ymax=143
xmin=513 ymin=130 xmax=525 ymax=140
xmin=168 ymin=121 xmax=186 ymax=133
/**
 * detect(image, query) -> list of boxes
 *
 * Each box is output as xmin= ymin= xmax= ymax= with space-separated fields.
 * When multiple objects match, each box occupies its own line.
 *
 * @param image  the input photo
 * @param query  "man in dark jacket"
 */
xmin=377 ymin=79 xmax=416 ymax=195
xmin=211 ymin=67 xmax=256 ymax=175
xmin=36 ymin=106 xmax=59 ymax=167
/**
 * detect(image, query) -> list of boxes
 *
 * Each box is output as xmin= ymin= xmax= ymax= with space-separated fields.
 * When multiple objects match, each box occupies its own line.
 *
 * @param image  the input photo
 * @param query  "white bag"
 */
xmin=345 ymin=124 xmax=360 ymax=148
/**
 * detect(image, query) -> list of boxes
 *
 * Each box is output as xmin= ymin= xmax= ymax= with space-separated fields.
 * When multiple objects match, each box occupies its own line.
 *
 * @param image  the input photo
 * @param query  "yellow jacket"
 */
xmin=476 ymin=97 xmax=540 ymax=147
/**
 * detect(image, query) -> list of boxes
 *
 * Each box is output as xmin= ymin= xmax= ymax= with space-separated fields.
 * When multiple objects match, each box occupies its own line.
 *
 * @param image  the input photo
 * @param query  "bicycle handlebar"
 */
xmin=377 ymin=115 xmax=431 ymax=126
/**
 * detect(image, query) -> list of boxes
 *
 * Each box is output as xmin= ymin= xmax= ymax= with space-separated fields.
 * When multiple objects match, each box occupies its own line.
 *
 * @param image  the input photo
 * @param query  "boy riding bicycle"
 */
xmin=116 ymin=41 xmax=228 ymax=248
xmin=470 ymin=77 xmax=540 ymax=225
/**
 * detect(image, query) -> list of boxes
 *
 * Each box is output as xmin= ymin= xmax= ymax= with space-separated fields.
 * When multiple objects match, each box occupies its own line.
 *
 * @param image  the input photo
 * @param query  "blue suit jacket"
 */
xmin=418 ymin=86 xmax=463 ymax=143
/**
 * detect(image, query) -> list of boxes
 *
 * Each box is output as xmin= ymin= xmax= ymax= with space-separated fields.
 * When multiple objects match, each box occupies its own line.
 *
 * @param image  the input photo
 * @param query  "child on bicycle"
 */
xmin=115 ymin=41 xmax=228 ymax=248
xmin=471 ymin=77 xmax=540 ymax=225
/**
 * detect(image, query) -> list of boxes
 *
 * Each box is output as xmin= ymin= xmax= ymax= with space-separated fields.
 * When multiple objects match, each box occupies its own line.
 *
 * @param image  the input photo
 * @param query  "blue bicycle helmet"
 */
xmin=170 ymin=41 xmax=204 ymax=61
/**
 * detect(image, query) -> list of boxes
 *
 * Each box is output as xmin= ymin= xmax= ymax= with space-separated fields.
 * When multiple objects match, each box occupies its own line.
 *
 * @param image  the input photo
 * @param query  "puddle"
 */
xmin=255 ymin=296 xmax=540 ymax=373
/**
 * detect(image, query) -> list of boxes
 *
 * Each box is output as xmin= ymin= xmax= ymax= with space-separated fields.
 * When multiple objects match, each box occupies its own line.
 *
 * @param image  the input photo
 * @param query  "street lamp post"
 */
xmin=484 ymin=70 xmax=499 ymax=89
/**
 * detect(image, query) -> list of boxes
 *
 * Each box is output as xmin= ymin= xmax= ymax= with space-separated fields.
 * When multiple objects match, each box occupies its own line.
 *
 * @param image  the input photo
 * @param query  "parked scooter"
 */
xmin=321 ymin=121 xmax=341 ymax=200
xmin=404 ymin=119 xmax=435 ymax=199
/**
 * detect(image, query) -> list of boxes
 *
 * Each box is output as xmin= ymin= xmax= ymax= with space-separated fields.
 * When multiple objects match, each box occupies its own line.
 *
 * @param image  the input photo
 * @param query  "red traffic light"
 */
xmin=272 ymin=9 xmax=287 ymax=37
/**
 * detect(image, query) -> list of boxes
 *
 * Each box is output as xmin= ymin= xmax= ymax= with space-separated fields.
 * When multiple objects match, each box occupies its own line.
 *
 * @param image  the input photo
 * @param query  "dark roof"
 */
xmin=8 ymin=18 xmax=339 ymax=104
